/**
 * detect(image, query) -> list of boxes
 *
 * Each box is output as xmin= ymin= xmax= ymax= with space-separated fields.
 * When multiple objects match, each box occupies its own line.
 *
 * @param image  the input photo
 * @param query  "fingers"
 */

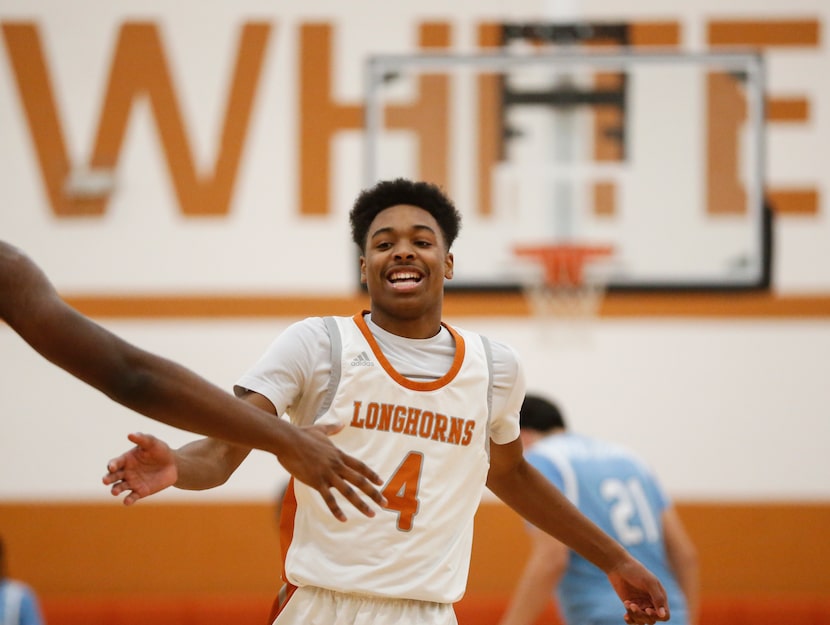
xmin=102 ymin=453 xmax=134 ymax=485
xmin=292 ymin=425 xmax=387 ymax=521
xmin=335 ymin=481 xmax=376 ymax=519
xmin=343 ymin=454 xmax=383 ymax=486
xmin=314 ymin=472 xmax=376 ymax=522
xmin=103 ymin=433 xmax=151 ymax=484
xmin=312 ymin=456 xmax=388 ymax=522
xmin=345 ymin=474 xmax=387 ymax=509
xmin=103 ymin=472 xmax=145 ymax=506
xmin=102 ymin=460 xmax=123 ymax=485
xmin=102 ymin=455 xmax=135 ymax=486
xmin=103 ymin=469 xmax=123 ymax=487
xmin=622 ymin=601 xmax=669 ymax=625
xmin=122 ymin=491 xmax=144 ymax=506
xmin=102 ymin=464 xmax=140 ymax=502
xmin=337 ymin=455 xmax=387 ymax=510
xmin=318 ymin=488 xmax=347 ymax=523
xmin=126 ymin=431 xmax=158 ymax=449
xmin=103 ymin=434 xmax=145 ymax=500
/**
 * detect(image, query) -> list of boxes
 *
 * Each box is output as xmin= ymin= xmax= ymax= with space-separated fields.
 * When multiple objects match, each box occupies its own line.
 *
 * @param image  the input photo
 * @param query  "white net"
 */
xmin=512 ymin=244 xmax=616 ymax=343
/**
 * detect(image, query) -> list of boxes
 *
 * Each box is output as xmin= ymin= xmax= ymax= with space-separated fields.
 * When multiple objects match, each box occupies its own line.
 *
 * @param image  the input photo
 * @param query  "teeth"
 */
xmin=390 ymin=272 xmax=420 ymax=282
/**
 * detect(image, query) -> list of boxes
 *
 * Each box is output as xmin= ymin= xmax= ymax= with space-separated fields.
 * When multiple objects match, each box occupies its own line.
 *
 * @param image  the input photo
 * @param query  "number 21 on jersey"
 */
xmin=601 ymin=476 xmax=660 ymax=545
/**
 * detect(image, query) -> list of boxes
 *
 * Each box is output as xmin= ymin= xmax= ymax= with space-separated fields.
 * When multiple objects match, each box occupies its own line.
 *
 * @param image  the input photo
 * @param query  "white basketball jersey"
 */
xmin=279 ymin=313 xmax=495 ymax=604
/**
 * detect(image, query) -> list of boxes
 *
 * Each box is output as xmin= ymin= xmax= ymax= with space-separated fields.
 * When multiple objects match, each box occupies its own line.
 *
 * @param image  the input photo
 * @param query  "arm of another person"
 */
xmin=103 ymin=390 xmax=387 ymax=522
xmin=0 ymin=241 xmax=383 ymax=520
xmin=487 ymin=439 xmax=670 ymax=625
xmin=662 ymin=505 xmax=700 ymax=625
xmin=498 ymin=526 xmax=568 ymax=625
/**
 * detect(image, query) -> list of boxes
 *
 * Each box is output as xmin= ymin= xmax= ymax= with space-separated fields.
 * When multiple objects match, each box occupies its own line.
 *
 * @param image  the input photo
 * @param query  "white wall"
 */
xmin=2 ymin=315 xmax=829 ymax=502
xmin=1 ymin=0 xmax=829 ymax=294
xmin=1 ymin=0 xmax=828 ymax=503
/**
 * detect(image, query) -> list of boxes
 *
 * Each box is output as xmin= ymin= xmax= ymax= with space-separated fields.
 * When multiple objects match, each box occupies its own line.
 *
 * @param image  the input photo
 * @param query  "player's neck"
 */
xmin=366 ymin=308 xmax=443 ymax=339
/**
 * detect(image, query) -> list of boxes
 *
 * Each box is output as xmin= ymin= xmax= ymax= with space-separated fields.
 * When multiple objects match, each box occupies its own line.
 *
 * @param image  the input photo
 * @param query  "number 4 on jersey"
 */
xmin=381 ymin=451 xmax=423 ymax=531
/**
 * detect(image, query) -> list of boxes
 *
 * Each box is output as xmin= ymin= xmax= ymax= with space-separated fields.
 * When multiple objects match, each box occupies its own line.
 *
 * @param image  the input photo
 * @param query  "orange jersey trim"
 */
xmin=352 ymin=311 xmax=466 ymax=391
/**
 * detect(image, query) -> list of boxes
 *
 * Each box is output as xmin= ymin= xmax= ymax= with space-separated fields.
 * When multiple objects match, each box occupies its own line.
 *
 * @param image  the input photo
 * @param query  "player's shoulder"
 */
xmin=2 ymin=576 xmax=35 ymax=595
xmin=450 ymin=323 xmax=523 ymax=388
xmin=272 ymin=317 xmax=333 ymax=356
xmin=296 ymin=314 xmax=363 ymax=332
xmin=449 ymin=322 xmax=520 ymax=362
xmin=479 ymin=332 xmax=522 ymax=379
xmin=576 ymin=435 xmax=654 ymax=472
xmin=287 ymin=314 xmax=368 ymax=348
xmin=284 ymin=316 xmax=331 ymax=337
xmin=485 ymin=335 xmax=520 ymax=361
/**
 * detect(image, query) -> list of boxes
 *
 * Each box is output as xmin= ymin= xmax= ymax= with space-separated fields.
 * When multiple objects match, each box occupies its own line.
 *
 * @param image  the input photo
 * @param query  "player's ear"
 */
xmin=359 ymin=256 xmax=368 ymax=284
xmin=444 ymin=252 xmax=454 ymax=280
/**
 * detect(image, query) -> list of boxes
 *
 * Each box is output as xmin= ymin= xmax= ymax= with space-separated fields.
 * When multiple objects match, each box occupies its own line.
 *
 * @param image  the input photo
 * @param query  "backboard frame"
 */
xmin=363 ymin=49 xmax=770 ymax=293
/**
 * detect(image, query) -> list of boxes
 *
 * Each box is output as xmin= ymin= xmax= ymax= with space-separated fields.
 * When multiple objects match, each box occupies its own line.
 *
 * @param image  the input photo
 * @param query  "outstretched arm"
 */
xmin=103 ymin=432 xmax=253 ymax=504
xmin=1 ymin=240 xmax=384 ymax=520
xmin=663 ymin=505 xmax=700 ymax=625
xmin=104 ymin=390 xmax=386 ymax=521
xmin=487 ymin=439 xmax=670 ymax=625
xmin=498 ymin=526 xmax=567 ymax=625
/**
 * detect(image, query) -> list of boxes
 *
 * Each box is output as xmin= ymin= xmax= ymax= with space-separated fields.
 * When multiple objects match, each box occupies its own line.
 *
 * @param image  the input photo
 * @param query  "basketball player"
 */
xmin=0 ymin=239 xmax=384 ymax=521
xmin=104 ymin=179 xmax=671 ymax=625
xmin=0 ymin=535 xmax=44 ymax=625
xmin=499 ymin=394 xmax=699 ymax=625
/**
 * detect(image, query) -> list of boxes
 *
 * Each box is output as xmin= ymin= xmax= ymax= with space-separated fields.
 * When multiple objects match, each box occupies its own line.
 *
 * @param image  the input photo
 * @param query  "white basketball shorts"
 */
xmin=272 ymin=585 xmax=457 ymax=625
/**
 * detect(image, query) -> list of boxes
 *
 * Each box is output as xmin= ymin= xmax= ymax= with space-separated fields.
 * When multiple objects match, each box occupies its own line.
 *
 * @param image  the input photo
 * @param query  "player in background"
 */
xmin=104 ymin=179 xmax=672 ymax=625
xmin=0 ymin=534 xmax=44 ymax=625
xmin=0 ymin=239 xmax=384 ymax=521
xmin=499 ymin=394 xmax=699 ymax=625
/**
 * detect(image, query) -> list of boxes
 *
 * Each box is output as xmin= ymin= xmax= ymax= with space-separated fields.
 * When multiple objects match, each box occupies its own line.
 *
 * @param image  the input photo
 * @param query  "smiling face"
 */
xmin=360 ymin=204 xmax=454 ymax=338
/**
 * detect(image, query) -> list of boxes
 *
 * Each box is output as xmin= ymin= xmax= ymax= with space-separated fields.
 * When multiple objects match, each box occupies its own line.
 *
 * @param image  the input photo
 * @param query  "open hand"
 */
xmin=102 ymin=432 xmax=178 ymax=505
xmin=278 ymin=421 xmax=386 ymax=522
xmin=608 ymin=558 xmax=671 ymax=624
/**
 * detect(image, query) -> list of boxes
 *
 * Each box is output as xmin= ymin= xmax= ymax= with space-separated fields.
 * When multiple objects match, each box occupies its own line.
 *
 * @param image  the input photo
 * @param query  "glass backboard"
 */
xmin=363 ymin=50 xmax=769 ymax=292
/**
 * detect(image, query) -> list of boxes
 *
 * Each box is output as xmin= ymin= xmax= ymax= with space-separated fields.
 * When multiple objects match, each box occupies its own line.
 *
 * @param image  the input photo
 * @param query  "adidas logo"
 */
xmin=350 ymin=351 xmax=374 ymax=367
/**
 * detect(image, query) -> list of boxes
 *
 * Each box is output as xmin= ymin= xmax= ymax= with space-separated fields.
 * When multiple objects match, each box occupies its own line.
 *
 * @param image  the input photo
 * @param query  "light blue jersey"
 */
xmin=526 ymin=433 xmax=688 ymax=625
xmin=0 ymin=579 xmax=44 ymax=625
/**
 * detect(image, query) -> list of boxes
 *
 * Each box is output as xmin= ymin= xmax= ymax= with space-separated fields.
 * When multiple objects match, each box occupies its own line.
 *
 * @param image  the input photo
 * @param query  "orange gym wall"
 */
xmin=1 ymin=500 xmax=828 ymax=625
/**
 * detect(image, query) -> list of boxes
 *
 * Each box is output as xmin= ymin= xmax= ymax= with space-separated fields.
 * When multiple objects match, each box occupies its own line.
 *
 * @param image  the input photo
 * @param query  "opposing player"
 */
xmin=499 ymin=394 xmax=699 ymax=625
xmin=104 ymin=179 xmax=671 ymax=624
xmin=0 ymin=535 xmax=44 ymax=625
xmin=0 ymin=239 xmax=383 ymax=521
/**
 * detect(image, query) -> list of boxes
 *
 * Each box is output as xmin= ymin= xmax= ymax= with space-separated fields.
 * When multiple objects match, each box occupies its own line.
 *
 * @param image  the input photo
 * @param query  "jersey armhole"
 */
xmin=480 ymin=334 xmax=495 ymax=457
xmin=318 ymin=317 xmax=343 ymax=419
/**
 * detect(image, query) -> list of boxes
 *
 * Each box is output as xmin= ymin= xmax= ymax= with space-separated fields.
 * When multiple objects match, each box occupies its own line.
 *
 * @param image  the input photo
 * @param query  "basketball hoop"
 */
xmin=512 ymin=243 xmax=615 ymax=341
